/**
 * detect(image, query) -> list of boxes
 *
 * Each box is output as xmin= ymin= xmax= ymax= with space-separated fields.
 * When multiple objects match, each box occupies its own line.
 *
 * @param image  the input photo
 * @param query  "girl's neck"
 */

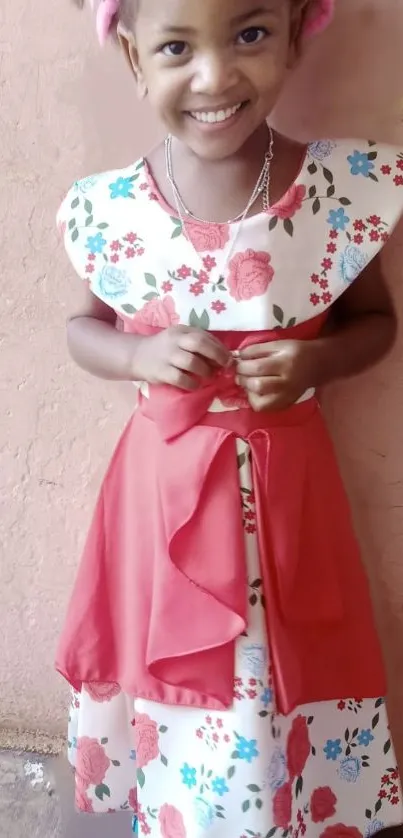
xmin=147 ymin=125 xmax=307 ymax=225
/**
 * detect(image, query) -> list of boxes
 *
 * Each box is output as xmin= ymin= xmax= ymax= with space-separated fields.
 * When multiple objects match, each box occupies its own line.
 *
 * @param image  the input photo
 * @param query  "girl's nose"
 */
xmin=190 ymin=52 xmax=239 ymax=97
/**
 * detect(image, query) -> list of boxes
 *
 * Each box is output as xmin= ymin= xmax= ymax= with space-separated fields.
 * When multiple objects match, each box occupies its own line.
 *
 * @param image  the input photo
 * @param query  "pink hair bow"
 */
xmin=303 ymin=0 xmax=335 ymax=37
xmin=90 ymin=0 xmax=120 ymax=46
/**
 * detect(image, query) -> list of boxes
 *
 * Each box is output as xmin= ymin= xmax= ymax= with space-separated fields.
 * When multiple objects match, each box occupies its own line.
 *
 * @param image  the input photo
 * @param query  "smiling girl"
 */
xmin=57 ymin=0 xmax=403 ymax=835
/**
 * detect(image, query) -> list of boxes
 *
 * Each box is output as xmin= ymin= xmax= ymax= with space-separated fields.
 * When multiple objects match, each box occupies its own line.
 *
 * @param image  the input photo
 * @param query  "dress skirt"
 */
xmin=67 ymin=428 xmax=403 ymax=837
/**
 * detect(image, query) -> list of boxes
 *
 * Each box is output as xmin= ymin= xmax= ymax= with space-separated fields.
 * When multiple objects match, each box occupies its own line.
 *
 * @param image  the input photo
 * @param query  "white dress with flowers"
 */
xmin=57 ymin=138 xmax=403 ymax=838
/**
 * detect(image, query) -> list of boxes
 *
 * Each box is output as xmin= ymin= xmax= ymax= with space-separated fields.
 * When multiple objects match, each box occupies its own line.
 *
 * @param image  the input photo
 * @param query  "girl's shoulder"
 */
xmin=56 ymin=157 xmax=157 ymax=280
xmin=306 ymin=137 xmax=403 ymax=198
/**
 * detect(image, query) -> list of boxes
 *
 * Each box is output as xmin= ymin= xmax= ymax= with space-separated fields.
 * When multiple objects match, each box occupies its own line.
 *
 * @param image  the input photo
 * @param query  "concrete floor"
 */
xmin=0 ymin=750 xmax=132 ymax=838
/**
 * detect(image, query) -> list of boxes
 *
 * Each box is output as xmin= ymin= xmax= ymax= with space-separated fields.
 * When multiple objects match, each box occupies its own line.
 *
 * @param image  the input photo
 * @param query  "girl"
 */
xmin=57 ymin=0 xmax=403 ymax=836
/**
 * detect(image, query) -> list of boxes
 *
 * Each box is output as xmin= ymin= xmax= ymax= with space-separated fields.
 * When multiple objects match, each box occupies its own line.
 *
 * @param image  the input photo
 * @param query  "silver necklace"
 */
xmin=165 ymin=127 xmax=274 ymax=225
xmin=165 ymin=129 xmax=274 ymax=279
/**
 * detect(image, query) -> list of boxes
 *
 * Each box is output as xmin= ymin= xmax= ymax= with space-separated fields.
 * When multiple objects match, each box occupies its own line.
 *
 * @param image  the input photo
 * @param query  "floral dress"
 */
xmin=57 ymin=138 xmax=403 ymax=838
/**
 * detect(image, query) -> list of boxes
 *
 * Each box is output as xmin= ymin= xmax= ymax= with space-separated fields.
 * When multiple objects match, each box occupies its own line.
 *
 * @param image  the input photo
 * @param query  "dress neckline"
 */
xmin=142 ymin=141 xmax=310 ymax=229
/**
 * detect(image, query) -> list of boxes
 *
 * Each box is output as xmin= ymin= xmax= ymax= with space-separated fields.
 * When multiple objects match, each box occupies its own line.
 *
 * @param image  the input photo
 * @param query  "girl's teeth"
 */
xmin=191 ymin=104 xmax=242 ymax=124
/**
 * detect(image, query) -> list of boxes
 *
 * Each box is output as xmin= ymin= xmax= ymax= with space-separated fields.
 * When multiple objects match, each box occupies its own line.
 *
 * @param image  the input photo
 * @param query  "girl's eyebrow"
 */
xmin=154 ymin=4 xmax=276 ymax=36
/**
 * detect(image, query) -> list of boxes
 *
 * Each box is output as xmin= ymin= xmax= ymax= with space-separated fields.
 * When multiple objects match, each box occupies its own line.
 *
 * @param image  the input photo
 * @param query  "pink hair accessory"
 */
xmin=90 ymin=0 xmax=120 ymax=45
xmin=302 ymin=0 xmax=335 ymax=38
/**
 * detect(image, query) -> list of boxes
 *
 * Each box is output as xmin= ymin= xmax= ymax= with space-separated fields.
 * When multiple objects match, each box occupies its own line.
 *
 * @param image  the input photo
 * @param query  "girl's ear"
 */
xmin=117 ymin=22 xmax=148 ymax=98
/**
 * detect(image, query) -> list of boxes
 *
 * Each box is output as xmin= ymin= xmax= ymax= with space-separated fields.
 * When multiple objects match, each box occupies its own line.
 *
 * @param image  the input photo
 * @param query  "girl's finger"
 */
xmin=236 ymin=356 xmax=283 ymax=378
xmin=236 ymin=374 xmax=280 ymax=396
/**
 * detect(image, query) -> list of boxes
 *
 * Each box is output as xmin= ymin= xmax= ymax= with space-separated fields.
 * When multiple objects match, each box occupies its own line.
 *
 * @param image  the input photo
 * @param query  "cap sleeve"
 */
xmin=56 ymin=175 xmax=109 ymax=282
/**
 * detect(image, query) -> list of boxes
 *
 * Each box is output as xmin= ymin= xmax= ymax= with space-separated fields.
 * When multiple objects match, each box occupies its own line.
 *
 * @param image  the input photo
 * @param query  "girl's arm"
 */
xmin=307 ymin=253 xmax=397 ymax=387
xmin=66 ymin=284 xmax=230 ymax=387
xmin=236 ymin=254 xmax=397 ymax=411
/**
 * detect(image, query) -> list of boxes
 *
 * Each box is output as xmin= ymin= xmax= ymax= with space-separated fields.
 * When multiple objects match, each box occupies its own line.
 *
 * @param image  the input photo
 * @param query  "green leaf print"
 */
xmin=339 ymin=197 xmax=351 ymax=206
xmin=287 ymin=318 xmax=297 ymax=328
xmin=71 ymin=228 xmax=79 ymax=243
xmin=170 ymin=217 xmax=183 ymax=239
xmin=327 ymin=186 xmax=336 ymax=198
xmin=367 ymin=151 xmax=378 ymax=161
xmin=68 ymin=218 xmax=76 ymax=230
xmin=136 ymin=160 xmax=145 ymax=171
xmin=101 ymin=737 xmax=108 ymax=745
xmin=145 ymin=273 xmax=157 ymax=288
xmin=189 ymin=309 xmax=210 ymax=330
xmin=143 ymin=292 xmax=159 ymax=301
xmin=268 ymin=216 xmax=278 ymax=231
xmin=159 ymin=725 xmax=168 ymax=733
xmin=160 ymin=753 xmax=168 ymax=767
xmin=242 ymin=800 xmax=250 ymax=813
xmin=122 ymin=304 xmax=136 ymax=314
xmin=227 ymin=765 xmax=236 ymax=779
xmin=97 ymin=222 xmax=109 ymax=229
xmin=372 ymin=713 xmax=380 ymax=729
xmin=296 ymin=776 xmax=303 ymax=798
xmin=312 ymin=198 xmax=321 ymax=215
xmin=112 ymin=760 xmax=120 ymax=767
xmin=247 ymin=785 xmax=261 ymax=793
xmin=84 ymin=199 xmax=93 ymax=215
xmin=309 ymin=185 xmax=317 ymax=198
xmin=256 ymin=799 xmax=263 ymax=810
xmin=273 ymin=305 xmax=284 ymax=325
xmin=85 ymin=215 xmax=94 ymax=227
xmin=95 ymin=783 xmax=111 ymax=801
xmin=137 ymin=768 xmax=146 ymax=789
xmin=71 ymin=197 xmax=79 ymax=210
xmin=323 ymin=167 xmax=334 ymax=185
xmin=384 ymin=739 xmax=391 ymax=755
xmin=283 ymin=218 xmax=293 ymax=237
xmin=308 ymin=161 xmax=317 ymax=175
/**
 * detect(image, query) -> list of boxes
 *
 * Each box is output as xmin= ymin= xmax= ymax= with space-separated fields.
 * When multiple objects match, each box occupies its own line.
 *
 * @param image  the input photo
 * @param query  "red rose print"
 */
xmin=185 ymin=219 xmax=230 ymax=252
xmin=394 ymin=175 xmax=403 ymax=186
xmin=84 ymin=682 xmax=121 ymax=703
xmin=177 ymin=265 xmax=192 ymax=280
xmin=133 ymin=296 xmax=180 ymax=332
xmin=133 ymin=713 xmax=160 ymax=769
xmin=311 ymin=787 xmax=337 ymax=823
xmin=75 ymin=781 xmax=94 ymax=813
xmin=381 ymin=164 xmax=391 ymax=175
xmin=76 ymin=737 xmax=110 ymax=788
xmin=227 ymin=249 xmax=274 ymax=301
xmin=270 ymin=184 xmax=306 ymax=220
xmin=287 ymin=715 xmax=311 ymax=779
xmin=273 ymin=782 xmax=292 ymax=829
xmin=159 ymin=804 xmax=187 ymax=838
xmin=320 ymin=826 xmax=362 ymax=838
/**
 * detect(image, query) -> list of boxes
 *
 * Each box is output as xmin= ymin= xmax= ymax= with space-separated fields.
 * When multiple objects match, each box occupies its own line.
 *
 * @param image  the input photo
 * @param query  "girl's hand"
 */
xmin=133 ymin=327 xmax=231 ymax=391
xmin=235 ymin=340 xmax=315 ymax=412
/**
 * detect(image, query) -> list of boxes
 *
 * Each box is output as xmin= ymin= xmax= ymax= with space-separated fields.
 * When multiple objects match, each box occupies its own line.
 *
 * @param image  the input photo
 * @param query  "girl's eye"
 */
xmin=161 ymin=41 xmax=188 ymax=57
xmin=237 ymin=27 xmax=268 ymax=45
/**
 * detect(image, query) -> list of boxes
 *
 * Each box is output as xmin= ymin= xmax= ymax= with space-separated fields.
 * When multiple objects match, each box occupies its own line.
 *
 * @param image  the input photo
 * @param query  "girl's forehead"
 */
xmin=136 ymin=0 xmax=289 ymax=25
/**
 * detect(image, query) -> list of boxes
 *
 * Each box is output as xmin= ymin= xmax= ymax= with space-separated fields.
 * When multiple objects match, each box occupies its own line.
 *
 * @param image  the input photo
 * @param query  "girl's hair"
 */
xmin=73 ymin=0 xmax=335 ymax=46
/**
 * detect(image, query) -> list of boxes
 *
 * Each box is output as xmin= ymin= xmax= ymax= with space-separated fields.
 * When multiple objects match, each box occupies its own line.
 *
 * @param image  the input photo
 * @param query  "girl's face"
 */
xmin=124 ymin=0 xmax=302 ymax=160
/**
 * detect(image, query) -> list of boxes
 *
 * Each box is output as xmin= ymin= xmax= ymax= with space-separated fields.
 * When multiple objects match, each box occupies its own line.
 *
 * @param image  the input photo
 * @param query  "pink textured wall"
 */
xmin=1 ymin=0 xmax=403 ymax=756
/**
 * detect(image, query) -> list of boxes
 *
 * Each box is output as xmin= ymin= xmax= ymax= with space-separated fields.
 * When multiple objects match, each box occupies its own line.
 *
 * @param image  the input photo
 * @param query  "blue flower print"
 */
xmin=339 ymin=244 xmax=368 ymax=284
xmin=131 ymin=815 xmax=138 ymax=835
xmin=129 ymin=749 xmax=136 ymax=761
xmin=260 ymin=687 xmax=273 ymax=709
xmin=194 ymin=797 xmax=215 ymax=829
xmin=339 ymin=756 xmax=361 ymax=783
xmin=74 ymin=175 xmax=99 ymax=194
xmin=327 ymin=207 xmax=350 ymax=231
xmin=241 ymin=644 xmax=267 ymax=679
xmin=365 ymin=820 xmax=385 ymax=838
xmin=212 ymin=777 xmax=229 ymax=797
xmin=267 ymin=747 xmax=287 ymax=792
xmin=324 ymin=739 xmax=343 ymax=761
xmin=358 ymin=729 xmax=375 ymax=747
xmin=97 ymin=265 xmax=131 ymax=300
xmin=308 ymin=140 xmax=336 ymax=161
xmin=86 ymin=231 xmax=107 ymax=254
xmin=348 ymin=150 xmax=375 ymax=177
xmin=180 ymin=763 xmax=197 ymax=789
xmin=109 ymin=176 xmax=134 ymax=199
xmin=237 ymin=735 xmax=259 ymax=764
